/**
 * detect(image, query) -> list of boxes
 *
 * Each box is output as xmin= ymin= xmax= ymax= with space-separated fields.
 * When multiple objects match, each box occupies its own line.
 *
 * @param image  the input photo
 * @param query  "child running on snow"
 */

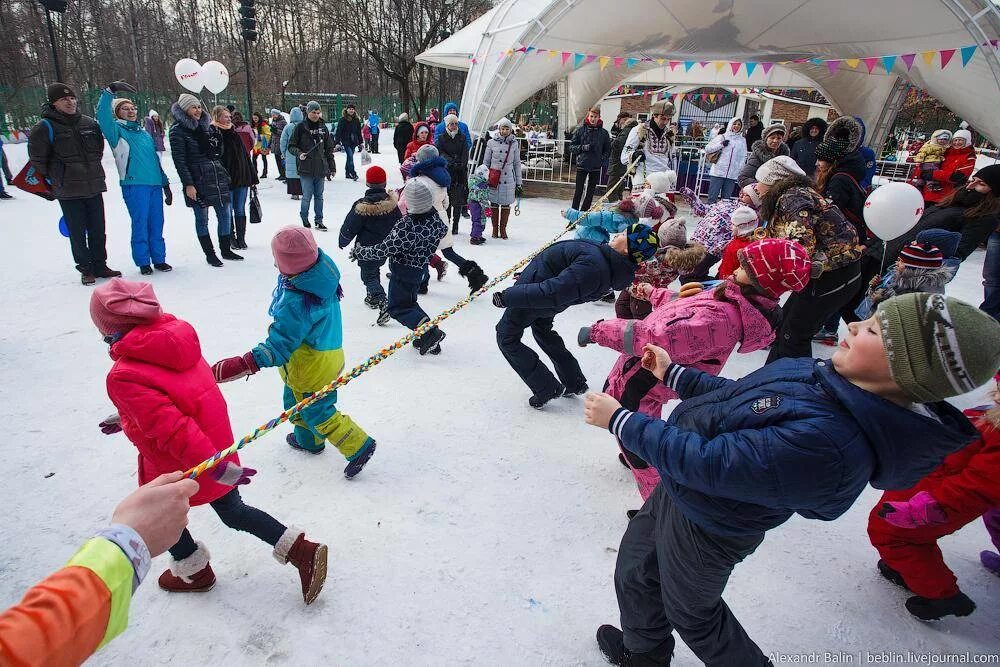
xmin=579 ymin=238 xmax=810 ymax=502
xmin=354 ymin=178 xmax=449 ymax=355
xmin=339 ymin=166 xmax=400 ymax=316
xmin=868 ymin=374 xmax=1000 ymax=620
xmin=467 ymin=164 xmax=492 ymax=246
xmin=211 ymin=226 xmax=377 ymax=478
xmin=583 ymin=292 xmax=1000 ymax=666
xmin=614 ymin=218 xmax=706 ymax=320
xmin=91 ymin=278 xmax=328 ymax=604
xmin=717 ymin=205 xmax=759 ymax=279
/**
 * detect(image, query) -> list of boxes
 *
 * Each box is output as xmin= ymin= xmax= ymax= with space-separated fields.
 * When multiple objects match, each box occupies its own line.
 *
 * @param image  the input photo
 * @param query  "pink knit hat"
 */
xmin=89 ymin=278 xmax=162 ymax=335
xmin=271 ymin=225 xmax=319 ymax=275
xmin=737 ymin=238 xmax=812 ymax=298
xmin=635 ymin=191 xmax=666 ymax=220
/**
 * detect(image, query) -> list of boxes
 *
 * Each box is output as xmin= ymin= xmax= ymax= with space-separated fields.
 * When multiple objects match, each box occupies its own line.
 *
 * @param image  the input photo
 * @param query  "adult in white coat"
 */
xmin=704 ymin=117 xmax=747 ymax=203
xmin=621 ymin=101 xmax=676 ymax=183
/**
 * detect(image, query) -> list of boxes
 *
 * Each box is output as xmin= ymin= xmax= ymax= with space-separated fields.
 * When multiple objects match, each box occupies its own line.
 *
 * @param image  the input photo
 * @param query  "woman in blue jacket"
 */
xmin=583 ymin=293 xmax=1000 ymax=666
xmin=96 ymin=84 xmax=172 ymax=274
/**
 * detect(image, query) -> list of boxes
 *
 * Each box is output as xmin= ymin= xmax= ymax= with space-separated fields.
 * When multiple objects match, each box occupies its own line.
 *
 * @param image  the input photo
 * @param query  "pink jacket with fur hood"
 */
xmin=591 ymin=280 xmax=778 ymax=418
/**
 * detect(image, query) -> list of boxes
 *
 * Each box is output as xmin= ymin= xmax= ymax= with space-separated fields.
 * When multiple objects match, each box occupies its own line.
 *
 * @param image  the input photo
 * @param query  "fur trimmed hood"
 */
xmin=893 ymin=265 xmax=957 ymax=292
xmin=354 ymin=190 xmax=399 ymax=216
xmin=801 ymin=117 xmax=829 ymax=140
xmin=661 ymin=243 xmax=707 ymax=273
xmin=170 ymin=102 xmax=211 ymax=132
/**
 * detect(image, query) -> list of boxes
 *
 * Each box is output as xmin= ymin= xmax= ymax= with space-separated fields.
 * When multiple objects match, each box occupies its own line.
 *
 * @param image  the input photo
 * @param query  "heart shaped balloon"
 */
xmin=201 ymin=61 xmax=230 ymax=94
xmin=174 ymin=58 xmax=203 ymax=93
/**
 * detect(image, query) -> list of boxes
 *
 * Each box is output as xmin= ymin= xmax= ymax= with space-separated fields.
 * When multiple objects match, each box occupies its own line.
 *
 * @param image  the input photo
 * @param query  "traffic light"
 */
xmin=39 ymin=0 xmax=68 ymax=12
xmin=239 ymin=0 xmax=257 ymax=42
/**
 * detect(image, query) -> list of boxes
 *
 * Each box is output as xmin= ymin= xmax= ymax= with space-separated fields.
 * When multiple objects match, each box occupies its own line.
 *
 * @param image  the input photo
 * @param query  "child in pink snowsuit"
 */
xmin=578 ymin=238 xmax=812 ymax=500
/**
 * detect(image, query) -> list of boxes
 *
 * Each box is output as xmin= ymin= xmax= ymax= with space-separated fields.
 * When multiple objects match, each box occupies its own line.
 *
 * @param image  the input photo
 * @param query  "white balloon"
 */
xmin=863 ymin=182 xmax=926 ymax=241
xmin=174 ymin=58 xmax=203 ymax=93
xmin=200 ymin=61 xmax=230 ymax=94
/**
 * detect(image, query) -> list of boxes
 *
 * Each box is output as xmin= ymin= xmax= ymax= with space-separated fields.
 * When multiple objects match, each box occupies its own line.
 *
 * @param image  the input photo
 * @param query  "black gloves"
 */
xmin=581 ymin=144 xmax=591 ymax=152
xmin=515 ymin=185 xmax=524 ymax=197
xmin=107 ymin=81 xmax=137 ymax=94
xmin=633 ymin=151 xmax=646 ymax=163
xmin=163 ymin=184 xmax=173 ymax=206
xmin=949 ymin=171 xmax=969 ymax=185
xmin=722 ymin=139 xmax=730 ymax=147
xmin=492 ymin=292 xmax=506 ymax=308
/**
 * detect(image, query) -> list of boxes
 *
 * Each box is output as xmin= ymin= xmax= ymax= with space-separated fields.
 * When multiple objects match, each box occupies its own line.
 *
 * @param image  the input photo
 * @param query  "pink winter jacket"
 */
xmin=592 ymin=280 xmax=778 ymax=418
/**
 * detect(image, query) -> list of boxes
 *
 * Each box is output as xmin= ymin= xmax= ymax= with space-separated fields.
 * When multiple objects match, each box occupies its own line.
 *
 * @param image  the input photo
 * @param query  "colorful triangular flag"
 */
xmin=561 ymin=51 xmax=572 ymax=66
xmin=730 ymin=62 xmax=741 ymax=75
xmin=881 ymin=55 xmax=897 ymax=73
xmin=573 ymin=53 xmax=585 ymax=68
xmin=599 ymin=56 xmax=610 ymax=70
xmin=761 ymin=62 xmax=773 ymax=74
xmin=584 ymin=54 xmax=597 ymax=66
xmin=845 ymin=58 xmax=860 ymax=69
xmin=626 ymin=57 xmax=639 ymax=69
xmin=862 ymin=57 xmax=879 ymax=73
xmin=683 ymin=61 xmax=695 ymax=72
xmin=922 ymin=51 xmax=936 ymax=66
xmin=708 ymin=93 xmax=717 ymax=103
xmin=900 ymin=53 xmax=916 ymax=70
xmin=826 ymin=60 xmax=841 ymax=74
xmin=714 ymin=61 xmax=725 ymax=73
xmin=669 ymin=61 xmax=680 ymax=70
xmin=745 ymin=62 xmax=757 ymax=76
xmin=940 ymin=49 xmax=956 ymax=68
xmin=960 ymin=45 xmax=977 ymax=67
xmin=614 ymin=57 xmax=624 ymax=69
xmin=656 ymin=58 xmax=666 ymax=65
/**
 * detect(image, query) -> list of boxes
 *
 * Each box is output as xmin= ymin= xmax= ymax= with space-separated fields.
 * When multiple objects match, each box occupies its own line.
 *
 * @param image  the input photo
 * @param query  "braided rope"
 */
xmin=182 ymin=154 xmax=644 ymax=479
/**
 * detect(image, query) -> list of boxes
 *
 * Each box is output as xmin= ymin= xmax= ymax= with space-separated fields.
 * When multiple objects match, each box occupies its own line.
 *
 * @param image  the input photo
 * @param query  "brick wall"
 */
xmin=770 ymin=100 xmax=810 ymax=126
xmin=620 ymin=96 xmax=652 ymax=117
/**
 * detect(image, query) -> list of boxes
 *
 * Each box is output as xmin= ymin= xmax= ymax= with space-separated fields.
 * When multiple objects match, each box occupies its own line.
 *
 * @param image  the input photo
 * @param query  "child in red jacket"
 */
xmin=868 ymin=376 xmax=1000 ymax=620
xmin=717 ymin=205 xmax=759 ymax=279
xmin=92 ymin=278 xmax=328 ymax=604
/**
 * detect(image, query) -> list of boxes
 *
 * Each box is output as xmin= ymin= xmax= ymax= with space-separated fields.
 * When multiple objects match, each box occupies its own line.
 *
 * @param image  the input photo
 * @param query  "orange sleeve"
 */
xmin=0 ymin=566 xmax=111 ymax=667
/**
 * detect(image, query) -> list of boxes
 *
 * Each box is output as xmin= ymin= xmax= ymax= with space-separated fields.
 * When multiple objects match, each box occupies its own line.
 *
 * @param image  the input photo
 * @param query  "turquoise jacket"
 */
xmin=567 ymin=206 xmax=634 ymax=244
xmin=251 ymin=249 xmax=345 ymax=393
xmin=97 ymin=90 xmax=167 ymax=187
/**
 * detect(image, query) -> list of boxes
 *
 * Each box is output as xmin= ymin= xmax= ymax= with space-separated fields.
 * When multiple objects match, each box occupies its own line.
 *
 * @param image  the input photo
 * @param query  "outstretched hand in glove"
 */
xmin=212 ymin=352 xmax=260 ymax=383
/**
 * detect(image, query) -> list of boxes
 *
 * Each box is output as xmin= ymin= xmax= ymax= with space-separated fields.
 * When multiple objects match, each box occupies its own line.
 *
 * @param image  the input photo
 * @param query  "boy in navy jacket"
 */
xmin=583 ymin=293 xmax=1000 ymax=666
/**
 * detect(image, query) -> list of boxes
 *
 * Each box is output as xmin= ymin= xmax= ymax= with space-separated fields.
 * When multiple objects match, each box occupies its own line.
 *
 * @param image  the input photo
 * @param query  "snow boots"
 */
xmin=459 ymin=260 xmax=489 ymax=294
xmin=287 ymin=432 xmax=324 ymax=454
xmin=414 ymin=322 xmax=446 ymax=355
xmin=219 ymin=235 xmax=244 ymax=261
xmin=529 ymin=383 xmax=565 ymax=409
xmin=430 ymin=254 xmax=447 ymax=280
xmin=982 ymin=550 xmax=1000 ymax=575
xmin=273 ymin=528 xmax=329 ymax=605
xmin=376 ymin=299 xmax=391 ymax=326
xmin=343 ymin=440 xmax=377 ymax=479
xmin=232 ymin=215 xmax=248 ymax=250
xmin=364 ymin=294 xmax=383 ymax=309
xmin=596 ymin=625 xmax=674 ymax=666
xmin=314 ymin=220 xmax=328 ymax=232
xmin=198 ymin=235 xmax=224 ymax=267
xmin=159 ymin=542 xmax=216 ymax=593
xmin=877 ymin=559 xmax=977 ymax=620
xmin=563 ymin=381 xmax=589 ymax=397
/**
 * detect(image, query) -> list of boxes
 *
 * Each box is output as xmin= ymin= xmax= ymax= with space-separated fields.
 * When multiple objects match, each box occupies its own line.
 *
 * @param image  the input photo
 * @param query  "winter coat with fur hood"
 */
xmin=704 ymin=118 xmax=748 ymax=181
xmin=339 ymin=188 xmax=401 ymax=248
xmin=790 ymin=117 xmax=828 ymax=176
xmin=737 ymin=136 xmax=790 ymax=188
xmin=106 ymin=314 xmax=239 ymax=506
xmin=759 ymin=174 xmax=863 ymax=276
xmin=168 ymin=103 xmax=231 ymax=208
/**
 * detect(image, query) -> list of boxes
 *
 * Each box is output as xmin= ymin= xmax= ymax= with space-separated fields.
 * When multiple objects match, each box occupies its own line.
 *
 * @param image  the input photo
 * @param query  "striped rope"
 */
xmin=182 ymin=154 xmax=645 ymax=479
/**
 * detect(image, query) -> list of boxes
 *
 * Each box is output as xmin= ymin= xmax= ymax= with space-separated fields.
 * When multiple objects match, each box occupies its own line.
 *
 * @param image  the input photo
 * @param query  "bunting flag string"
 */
xmin=468 ymin=40 xmax=999 ymax=74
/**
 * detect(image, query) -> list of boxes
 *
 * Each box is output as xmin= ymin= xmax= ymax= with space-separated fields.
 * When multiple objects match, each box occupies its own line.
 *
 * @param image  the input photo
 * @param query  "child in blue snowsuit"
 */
xmin=96 ymin=85 xmax=172 ymax=273
xmin=212 ymin=226 xmax=376 ymax=479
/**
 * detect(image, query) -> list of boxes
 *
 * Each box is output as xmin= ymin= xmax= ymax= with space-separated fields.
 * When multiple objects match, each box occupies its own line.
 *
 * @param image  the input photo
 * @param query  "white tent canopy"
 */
xmin=417 ymin=0 xmax=1000 ymax=147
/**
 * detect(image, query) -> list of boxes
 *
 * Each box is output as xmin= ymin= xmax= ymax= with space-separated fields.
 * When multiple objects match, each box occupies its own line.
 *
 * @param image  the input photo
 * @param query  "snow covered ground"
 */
xmin=0 ymin=133 xmax=997 ymax=665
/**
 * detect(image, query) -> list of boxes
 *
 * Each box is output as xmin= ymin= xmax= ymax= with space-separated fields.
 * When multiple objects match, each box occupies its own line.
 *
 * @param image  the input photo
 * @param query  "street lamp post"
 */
xmin=38 ymin=0 xmax=67 ymax=81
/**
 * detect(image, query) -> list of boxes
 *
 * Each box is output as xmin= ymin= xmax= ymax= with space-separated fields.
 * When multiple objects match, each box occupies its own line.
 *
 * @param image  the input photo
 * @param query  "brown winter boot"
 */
xmin=491 ymin=218 xmax=499 ymax=238
xmin=158 ymin=542 xmax=216 ymax=592
xmin=499 ymin=206 xmax=510 ymax=239
xmin=274 ymin=527 xmax=328 ymax=605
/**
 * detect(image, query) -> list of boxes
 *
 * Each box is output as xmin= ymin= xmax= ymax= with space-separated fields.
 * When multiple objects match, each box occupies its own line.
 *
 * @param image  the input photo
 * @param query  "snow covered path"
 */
xmin=0 ymin=134 xmax=996 ymax=665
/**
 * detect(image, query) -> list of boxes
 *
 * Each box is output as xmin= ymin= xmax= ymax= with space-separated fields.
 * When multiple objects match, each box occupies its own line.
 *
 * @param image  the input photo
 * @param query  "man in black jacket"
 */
xmin=28 ymin=82 xmax=121 ymax=285
xmin=335 ymin=103 xmax=363 ymax=181
xmin=570 ymin=107 xmax=612 ymax=210
xmin=492 ymin=225 xmax=658 ymax=408
xmin=288 ymin=101 xmax=336 ymax=230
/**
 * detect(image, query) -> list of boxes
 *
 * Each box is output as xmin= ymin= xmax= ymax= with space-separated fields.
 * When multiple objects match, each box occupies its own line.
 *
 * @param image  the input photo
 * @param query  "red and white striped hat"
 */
xmin=899 ymin=242 xmax=944 ymax=269
xmin=737 ymin=238 xmax=812 ymax=298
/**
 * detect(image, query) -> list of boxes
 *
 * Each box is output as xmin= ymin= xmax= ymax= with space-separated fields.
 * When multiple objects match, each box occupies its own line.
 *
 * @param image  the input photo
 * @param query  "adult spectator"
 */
xmin=606 ymin=114 xmax=638 ymax=201
xmin=269 ymin=109 xmax=288 ymax=181
xmin=737 ymin=123 xmax=788 ymax=188
xmin=335 ymin=103 xmax=363 ymax=181
xmin=250 ymin=112 xmax=271 ymax=178
xmin=367 ymin=109 xmax=381 ymax=153
xmin=703 ymin=118 xmax=747 ymax=203
xmin=814 ymin=116 xmax=868 ymax=235
xmin=755 ymin=157 xmax=864 ymax=361
xmin=394 ymin=113 xmax=414 ymax=163
xmin=288 ymin=100 xmax=336 ymax=231
xmin=621 ymin=101 xmax=675 ymax=183
xmin=96 ymin=83 xmax=172 ymax=276
xmin=231 ymin=111 xmax=256 ymax=155
xmin=744 ymin=114 xmax=763 ymax=146
xmin=143 ymin=110 xmax=166 ymax=154
xmin=790 ymin=117 xmax=828 ymax=176
xmin=211 ymin=105 xmax=258 ymax=253
xmin=913 ymin=129 xmax=977 ymax=207
xmin=569 ymin=107 xmax=612 ymax=211
xmin=169 ymin=93 xmax=235 ymax=268
xmin=281 ymin=107 xmax=304 ymax=201
xmin=0 ymin=472 xmax=198 ymax=666
xmin=28 ymin=82 xmax=120 ymax=285
xmin=433 ymin=102 xmax=473 ymax=149
xmin=436 ymin=115 xmax=471 ymax=235
xmin=483 ymin=118 xmax=523 ymax=239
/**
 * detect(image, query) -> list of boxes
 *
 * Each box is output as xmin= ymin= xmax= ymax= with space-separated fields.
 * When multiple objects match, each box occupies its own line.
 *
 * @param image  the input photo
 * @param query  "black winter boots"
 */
xmin=231 ymin=215 xmax=248 ymax=250
xmin=596 ymin=625 xmax=674 ymax=666
xmin=198 ymin=235 xmax=224 ymax=267
xmin=459 ymin=261 xmax=489 ymax=294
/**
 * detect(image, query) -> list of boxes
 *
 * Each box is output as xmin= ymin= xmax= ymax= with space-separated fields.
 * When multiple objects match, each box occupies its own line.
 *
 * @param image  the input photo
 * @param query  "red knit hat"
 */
xmin=271 ymin=225 xmax=319 ymax=276
xmin=737 ymin=238 xmax=812 ymax=298
xmin=89 ymin=278 xmax=162 ymax=336
xmin=899 ymin=242 xmax=944 ymax=269
xmin=366 ymin=165 xmax=387 ymax=187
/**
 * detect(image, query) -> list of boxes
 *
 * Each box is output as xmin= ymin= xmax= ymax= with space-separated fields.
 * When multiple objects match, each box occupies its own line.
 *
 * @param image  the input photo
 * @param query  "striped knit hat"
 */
xmin=877 ymin=293 xmax=1000 ymax=402
xmin=737 ymin=238 xmax=811 ymax=298
xmin=899 ymin=242 xmax=943 ymax=269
